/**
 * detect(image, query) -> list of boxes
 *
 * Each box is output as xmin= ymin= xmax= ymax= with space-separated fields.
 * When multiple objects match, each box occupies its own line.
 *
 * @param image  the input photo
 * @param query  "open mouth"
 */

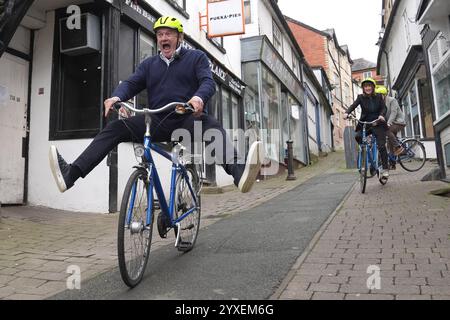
xmin=162 ymin=44 xmax=171 ymax=50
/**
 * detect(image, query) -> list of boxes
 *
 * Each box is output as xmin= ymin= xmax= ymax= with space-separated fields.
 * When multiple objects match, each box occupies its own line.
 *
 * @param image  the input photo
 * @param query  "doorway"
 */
xmin=0 ymin=52 xmax=29 ymax=204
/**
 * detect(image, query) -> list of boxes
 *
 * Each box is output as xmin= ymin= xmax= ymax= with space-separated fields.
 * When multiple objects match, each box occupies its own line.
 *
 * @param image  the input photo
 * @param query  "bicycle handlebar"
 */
xmin=346 ymin=114 xmax=379 ymax=126
xmin=113 ymin=101 xmax=195 ymax=115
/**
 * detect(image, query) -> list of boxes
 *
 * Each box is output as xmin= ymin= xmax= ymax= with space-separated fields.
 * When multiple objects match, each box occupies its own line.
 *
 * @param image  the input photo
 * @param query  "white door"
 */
xmin=0 ymin=53 xmax=28 ymax=204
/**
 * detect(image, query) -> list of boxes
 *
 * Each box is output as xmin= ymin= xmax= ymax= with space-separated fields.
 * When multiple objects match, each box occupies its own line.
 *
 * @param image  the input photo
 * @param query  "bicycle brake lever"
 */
xmin=175 ymin=103 xmax=195 ymax=115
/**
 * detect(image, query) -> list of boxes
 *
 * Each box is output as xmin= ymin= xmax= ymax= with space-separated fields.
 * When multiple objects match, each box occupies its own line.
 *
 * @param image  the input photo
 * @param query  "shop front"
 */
xmin=392 ymin=45 xmax=437 ymax=159
xmin=241 ymin=36 xmax=307 ymax=174
xmin=10 ymin=0 xmax=245 ymax=212
xmin=417 ymin=0 xmax=450 ymax=179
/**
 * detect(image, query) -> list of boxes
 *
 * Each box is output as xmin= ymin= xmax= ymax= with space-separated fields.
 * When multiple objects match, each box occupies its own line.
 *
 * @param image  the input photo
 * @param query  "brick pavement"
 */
xmin=275 ymin=162 xmax=450 ymax=300
xmin=0 ymin=152 xmax=346 ymax=300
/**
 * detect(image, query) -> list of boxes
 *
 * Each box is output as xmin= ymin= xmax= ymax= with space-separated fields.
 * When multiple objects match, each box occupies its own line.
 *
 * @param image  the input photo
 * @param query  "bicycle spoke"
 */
xmin=173 ymin=165 xmax=201 ymax=251
xmin=118 ymin=170 xmax=153 ymax=287
xmin=398 ymin=139 xmax=426 ymax=172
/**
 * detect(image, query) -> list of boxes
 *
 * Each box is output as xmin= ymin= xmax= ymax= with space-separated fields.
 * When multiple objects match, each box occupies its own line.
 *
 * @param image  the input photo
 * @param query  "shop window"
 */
xmin=221 ymin=87 xmax=231 ymax=130
xmin=429 ymin=33 xmax=450 ymax=118
xmin=50 ymin=9 xmax=102 ymax=140
xmin=118 ymin=22 xmax=156 ymax=109
xmin=232 ymin=95 xmax=239 ymax=129
xmin=288 ymin=95 xmax=305 ymax=162
xmin=208 ymin=84 xmax=220 ymax=120
xmin=445 ymin=143 xmax=450 ymax=167
xmin=418 ymin=78 xmax=434 ymax=139
xmin=262 ymin=66 xmax=281 ymax=162
xmin=242 ymin=62 xmax=260 ymax=131
xmin=137 ymin=31 xmax=156 ymax=109
xmin=402 ymin=96 xmax=413 ymax=137
xmin=409 ymin=84 xmax=421 ymax=138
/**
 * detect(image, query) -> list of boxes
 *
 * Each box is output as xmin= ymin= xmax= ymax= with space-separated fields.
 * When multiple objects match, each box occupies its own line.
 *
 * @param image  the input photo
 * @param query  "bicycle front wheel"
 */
xmin=398 ymin=138 xmax=426 ymax=172
xmin=174 ymin=164 xmax=201 ymax=252
xmin=359 ymin=147 xmax=368 ymax=194
xmin=118 ymin=169 xmax=153 ymax=288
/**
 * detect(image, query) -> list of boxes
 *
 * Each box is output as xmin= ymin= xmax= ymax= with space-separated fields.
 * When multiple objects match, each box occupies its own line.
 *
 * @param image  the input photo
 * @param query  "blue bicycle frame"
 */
xmin=125 ymin=124 xmax=199 ymax=231
xmin=357 ymin=122 xmax=380 ymax=177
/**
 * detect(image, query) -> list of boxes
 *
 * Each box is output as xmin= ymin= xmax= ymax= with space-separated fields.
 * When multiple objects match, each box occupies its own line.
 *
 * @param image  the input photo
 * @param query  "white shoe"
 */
xmin=237 ymin=141 xmax=263 ymax=193
xmin=380 ymin=169 xmax=389 ymax=179
xmin=49 ymin=145 xmax=73 ymax=192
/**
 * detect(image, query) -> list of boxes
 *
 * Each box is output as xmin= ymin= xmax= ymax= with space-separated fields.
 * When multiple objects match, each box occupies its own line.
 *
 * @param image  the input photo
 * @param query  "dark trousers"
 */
xmin=73 ymin=113 xmax=242 ymax=183
xmin=355 ymin=124 xmax=389 ymax=170
xmin=387 ymin=123 xmax=406 ymax=154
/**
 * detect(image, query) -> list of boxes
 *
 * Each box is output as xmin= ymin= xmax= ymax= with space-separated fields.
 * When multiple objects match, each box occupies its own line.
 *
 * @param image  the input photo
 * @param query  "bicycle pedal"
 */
xmin=157 ymin=212 xmax=170 ymax=238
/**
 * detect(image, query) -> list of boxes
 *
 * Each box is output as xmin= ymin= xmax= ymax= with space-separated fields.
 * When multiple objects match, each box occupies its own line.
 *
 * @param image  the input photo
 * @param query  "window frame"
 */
xmin=49 ymin=7 xmax=103 ymax=141
xmin=244 ymin=0 xmax=252 ymax=24
xmin=428 ymin=32 xmax=450 ymax=120
xmin=165 ymin=0 xmax=189 ymax=19
xmin=272 ymin=20 xmax=283 ymax=56
xmin=363 ymin=71 xmax=373 ymax=79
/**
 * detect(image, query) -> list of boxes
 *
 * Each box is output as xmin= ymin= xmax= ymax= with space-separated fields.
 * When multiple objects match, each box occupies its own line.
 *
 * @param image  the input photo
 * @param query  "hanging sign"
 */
xmin=207 ymin=0 xmax=245 ymax=38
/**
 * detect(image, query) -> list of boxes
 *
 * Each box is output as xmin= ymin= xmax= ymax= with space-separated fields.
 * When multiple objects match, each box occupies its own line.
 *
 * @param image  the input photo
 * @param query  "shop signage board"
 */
xmin=207 ymin=0 xmax=245 ymax=38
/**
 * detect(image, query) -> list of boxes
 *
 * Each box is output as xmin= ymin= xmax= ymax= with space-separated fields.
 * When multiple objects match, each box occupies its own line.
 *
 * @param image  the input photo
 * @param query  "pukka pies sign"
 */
xmin=207 ymin=0 xmax=245 ymax=38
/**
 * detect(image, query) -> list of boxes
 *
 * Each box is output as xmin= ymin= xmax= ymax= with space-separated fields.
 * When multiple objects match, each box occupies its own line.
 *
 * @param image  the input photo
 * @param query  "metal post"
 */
xmin=286 ymin=140 xmax=296 ymax=180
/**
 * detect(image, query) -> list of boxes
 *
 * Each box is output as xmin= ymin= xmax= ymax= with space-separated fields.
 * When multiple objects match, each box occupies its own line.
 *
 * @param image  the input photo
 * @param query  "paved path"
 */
xmin=275 ymin=163 xmax=450 ymax=300
xmin=49 ymin=172 xmax=354 ymax=300
xmin=0 ymin=152 xmax=347 ymax=300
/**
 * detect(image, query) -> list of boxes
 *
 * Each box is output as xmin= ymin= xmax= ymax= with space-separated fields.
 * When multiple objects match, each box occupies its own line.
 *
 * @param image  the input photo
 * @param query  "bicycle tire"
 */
xmin=173 ymin=163 xmax=201 ymax=252
xmin=359 ymin=147 xmax=368 ymax=194
xmin=398 ymin=138 xmax=426 ymax=172
xmin=117 ymin=169 xmax=153 ymax=288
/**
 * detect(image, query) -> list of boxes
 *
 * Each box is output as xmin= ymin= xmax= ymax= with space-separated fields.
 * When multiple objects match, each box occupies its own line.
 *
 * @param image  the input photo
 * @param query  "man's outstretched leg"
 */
xmin=49 ymin=115 xmax=147 ymax=192
xmin=181 ymin=114 xmax=263 ymax=193
xmin=232 ymin=140 xmax=263 ymax=193
xmin=49 ymin=146 xmax=82 ymax=192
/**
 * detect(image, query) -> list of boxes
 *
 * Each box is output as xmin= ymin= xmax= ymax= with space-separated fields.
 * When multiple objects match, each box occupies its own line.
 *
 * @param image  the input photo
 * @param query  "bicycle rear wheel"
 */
xmin=398 ymin=138 xmax=426 ymax=172
xmin=359 ymin=147 xmax=368 ymax=194
xmin=118 ymin=169 xmax=153 ymax=288
xmin=173 ymin=164 xmax=201 ymax=252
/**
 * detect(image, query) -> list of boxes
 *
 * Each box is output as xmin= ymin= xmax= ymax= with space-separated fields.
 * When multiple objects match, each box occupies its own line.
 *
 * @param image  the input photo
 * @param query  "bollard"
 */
xmin=286 ymin=140 xmax=296 ymax=181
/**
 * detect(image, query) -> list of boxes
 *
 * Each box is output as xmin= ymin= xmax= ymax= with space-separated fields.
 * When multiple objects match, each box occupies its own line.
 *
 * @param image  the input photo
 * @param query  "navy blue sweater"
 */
xmin=112 ymin=47 xmax=215 ymax=118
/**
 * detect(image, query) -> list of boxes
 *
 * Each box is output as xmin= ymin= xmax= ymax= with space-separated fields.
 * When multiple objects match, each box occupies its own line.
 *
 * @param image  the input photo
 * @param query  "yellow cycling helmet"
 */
xmin=361 ymin=77 xmax=377 ymax=87
xmin=375 ymin=85 xmax=388 ymax=95
xmin=153 ymin=16 xmax=184 ymax=33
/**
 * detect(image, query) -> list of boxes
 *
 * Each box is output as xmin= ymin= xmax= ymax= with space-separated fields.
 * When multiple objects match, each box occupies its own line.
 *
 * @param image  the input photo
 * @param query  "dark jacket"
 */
xmin=112 ymin=47 xmax=215 ymax=119
xmin=346 ymin=93 xmax=387 ymax=123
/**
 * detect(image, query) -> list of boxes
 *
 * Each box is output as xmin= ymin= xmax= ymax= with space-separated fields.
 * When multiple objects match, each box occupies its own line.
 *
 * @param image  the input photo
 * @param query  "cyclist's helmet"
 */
xmin=375 ymin=85 xmax=388 ymax=95
xmin=361 ymin=77 xmax=377 ymax=87
xmin=153 ymin=16 xmax=183 ymax=33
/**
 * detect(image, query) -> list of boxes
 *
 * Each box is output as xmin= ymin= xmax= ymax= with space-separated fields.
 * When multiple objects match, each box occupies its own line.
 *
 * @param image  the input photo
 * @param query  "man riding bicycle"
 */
xmin=344 ymin=77 xmax=390 ymax=179
xmin=49 ymin=16 xmax=262 ymax=194
xmin=375 ymin=85 xmax=406 ymax=169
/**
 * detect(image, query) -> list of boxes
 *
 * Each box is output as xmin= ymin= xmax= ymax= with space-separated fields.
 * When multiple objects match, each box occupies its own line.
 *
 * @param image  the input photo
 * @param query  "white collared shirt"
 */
xmin=159 ymin=46 xmax=182 ymax=66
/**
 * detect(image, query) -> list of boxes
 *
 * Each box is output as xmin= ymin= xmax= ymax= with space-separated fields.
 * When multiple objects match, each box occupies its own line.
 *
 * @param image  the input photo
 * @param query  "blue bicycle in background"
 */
xmin=349 ymin=115 xmax=388 ymax=194
xmin=114 ymin=101 xmax=202 ymax=288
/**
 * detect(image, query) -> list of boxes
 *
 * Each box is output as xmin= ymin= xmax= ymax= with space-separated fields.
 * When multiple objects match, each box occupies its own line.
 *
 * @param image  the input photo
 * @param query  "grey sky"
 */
xmin=277 ymin=0 xmax=382 ymax=63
